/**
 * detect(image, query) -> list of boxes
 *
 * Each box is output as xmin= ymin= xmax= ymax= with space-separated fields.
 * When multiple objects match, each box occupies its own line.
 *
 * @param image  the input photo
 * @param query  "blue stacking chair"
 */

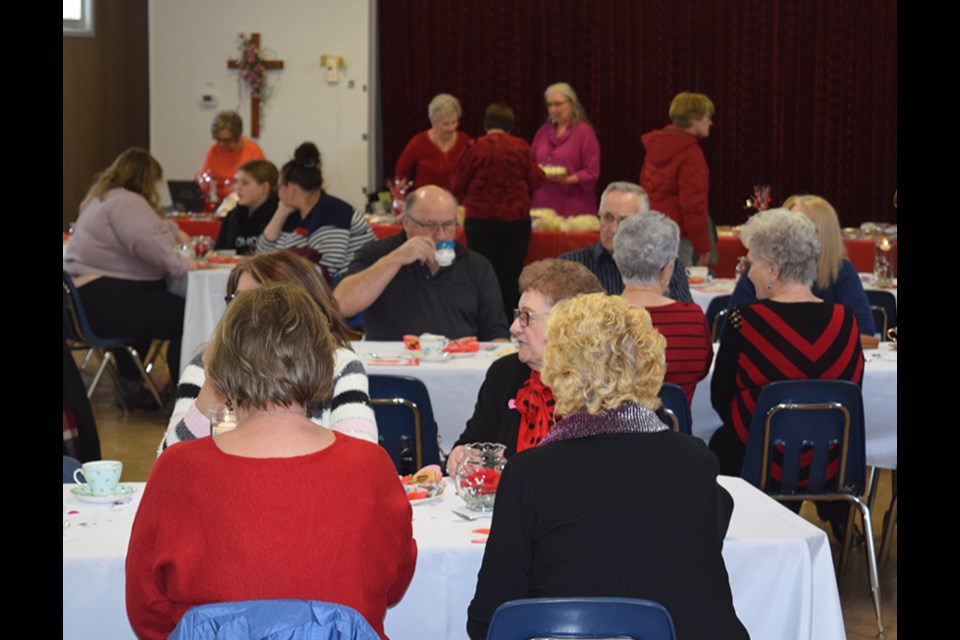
xmin=62 ymin=271 xmax=166 ymax=409
xmin=658 ymin=383 xmax=692 ymax=435
xmin=368 ymin=375 xmax=442 ymax=472
xmin=487 ymin=597 xmax=676 ymax=640
xmin=63 ymin=455 xmax=82 ymax=483
xmin=739 ymin=379 xmax=884 ymax=638
xmin=865 ymin=290 xmax=897 ymax=338
xmin=705 ymin=294 xmax=731 ymax=342
xmin=168 ymin=599 xmax=379 ymax=640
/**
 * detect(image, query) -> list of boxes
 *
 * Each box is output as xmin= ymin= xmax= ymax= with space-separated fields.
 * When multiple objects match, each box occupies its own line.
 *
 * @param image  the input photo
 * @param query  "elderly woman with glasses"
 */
xmin=394 ymin=93 xmax=472 ymax=191
xmin=445 ymin=259 xmax=603 ymax=475
xmin=466 ymin=293 xmax=748 ymax=640
xmin=530 ymin=82 xmax=601 ymax=217
xmin=159 ymin=250 xmax=376 ymax=454
xmin=200 ymin=111 xmax=265 ymax=203
xmin=128 ymin=284 xmax=415 ymax=640
xmin=710 ymin=208 xmax=865 ymax=475
xmin=614 ymin=211 xmax=712 ymax=404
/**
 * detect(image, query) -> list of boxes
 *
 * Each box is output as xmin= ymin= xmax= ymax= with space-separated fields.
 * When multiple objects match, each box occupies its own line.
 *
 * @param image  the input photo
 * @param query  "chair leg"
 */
xmin=878 ymin=494 xmax=897 ymax=567
xmin=79 ymin=347 xmax=95 ymax=371
xmin=865 ymin=466 xmax=880 ymax=511
xmin=836 ymin=504 xmax=857 ymax=580
xmin=851 ymin=496 xmax=885 ymax=638
xmin=87 ymin=350 xmax=113 ymax=399
xmin=125 ymin=346 xmax=164 ymax=408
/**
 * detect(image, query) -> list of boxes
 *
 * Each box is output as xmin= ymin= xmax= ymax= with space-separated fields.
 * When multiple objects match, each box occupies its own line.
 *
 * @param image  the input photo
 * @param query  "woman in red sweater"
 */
xmin=394 ymin=93 xmax=471 ymax=191
xmin=614 ymin=211 xmax=712 ymax=405
xmin=451 ymin=103 xmax=545 ymax=316
xmin=126 ymin=284 xmax=416 ymax=640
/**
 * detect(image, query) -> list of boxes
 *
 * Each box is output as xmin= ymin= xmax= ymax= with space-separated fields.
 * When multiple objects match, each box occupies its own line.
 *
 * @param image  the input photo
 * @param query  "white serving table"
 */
xmin=62 ymin=476 xmax=845 ymax=640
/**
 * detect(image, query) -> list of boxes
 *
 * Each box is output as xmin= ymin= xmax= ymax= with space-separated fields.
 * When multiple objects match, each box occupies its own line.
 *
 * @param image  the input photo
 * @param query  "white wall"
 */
xmin=149 ymin=0 xmax=372 ymax=210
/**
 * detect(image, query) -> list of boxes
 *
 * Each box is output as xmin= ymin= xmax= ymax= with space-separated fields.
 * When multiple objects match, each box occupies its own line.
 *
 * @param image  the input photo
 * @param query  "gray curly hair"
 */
xmin=740 ymin=208 xmax=821 ymax=285
xmin=613 ymin=212 xmax=679 ymax=285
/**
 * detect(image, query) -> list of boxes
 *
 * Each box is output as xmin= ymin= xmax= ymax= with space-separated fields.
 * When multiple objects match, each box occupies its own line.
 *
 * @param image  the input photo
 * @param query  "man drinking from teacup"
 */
xmin=335 ymin=186 xmax=510 ymax=341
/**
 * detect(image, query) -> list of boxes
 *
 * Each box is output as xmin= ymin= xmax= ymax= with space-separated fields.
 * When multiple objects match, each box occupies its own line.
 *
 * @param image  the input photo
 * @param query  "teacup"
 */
xmin=419 ymin=334 xmax=449 ymax=361
xmin=73 ymin=460 xmax=123 ymax=496
xmin=686 ymin=266 xmax=710 ymax=284
xmin=435 ymin=241 xmax=455 ymax=267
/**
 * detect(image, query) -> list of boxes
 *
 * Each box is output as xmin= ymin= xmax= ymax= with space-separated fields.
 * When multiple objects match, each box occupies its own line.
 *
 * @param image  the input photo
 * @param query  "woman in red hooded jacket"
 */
xmin=639 ymin=92 xmax=714 ymax=267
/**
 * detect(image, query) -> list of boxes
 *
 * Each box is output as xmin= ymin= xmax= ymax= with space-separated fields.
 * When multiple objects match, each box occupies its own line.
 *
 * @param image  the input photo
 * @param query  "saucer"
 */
xmin=70 ymin=484 xmax=137 ymax=504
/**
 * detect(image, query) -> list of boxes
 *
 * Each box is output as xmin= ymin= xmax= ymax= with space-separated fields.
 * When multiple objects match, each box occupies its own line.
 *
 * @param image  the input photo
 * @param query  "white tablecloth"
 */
xmin=691 ymin=344 xmax=898 ymax=469
xmin=180 ymin=267 xmax=233 ymax=367
xmin=357 ymin=342 xmax=897 ymax=469
xmin=354 ymin=342 xmax=504 ymax=453
xmin=689 ymin=277 xmax=898 ymax=315
xmin=62 ymin=477 xmax=845 ymax=640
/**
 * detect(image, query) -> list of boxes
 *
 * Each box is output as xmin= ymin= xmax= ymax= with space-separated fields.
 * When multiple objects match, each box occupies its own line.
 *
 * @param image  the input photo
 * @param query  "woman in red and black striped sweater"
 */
xmin=709 ymin=208 xmax=864 ymax=475
xmin=614 ymin=212 xmax=713 ymax=405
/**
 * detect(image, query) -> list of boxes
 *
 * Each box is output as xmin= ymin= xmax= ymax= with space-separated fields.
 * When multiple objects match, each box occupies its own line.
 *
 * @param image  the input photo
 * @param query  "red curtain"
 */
xmin=379 ymin=0 xmax=897 ymax=227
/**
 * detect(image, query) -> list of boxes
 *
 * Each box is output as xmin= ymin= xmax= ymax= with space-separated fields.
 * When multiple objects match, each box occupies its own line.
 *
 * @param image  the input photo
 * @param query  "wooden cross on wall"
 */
xmin=227 ymin=33 xmax=284 ymax=138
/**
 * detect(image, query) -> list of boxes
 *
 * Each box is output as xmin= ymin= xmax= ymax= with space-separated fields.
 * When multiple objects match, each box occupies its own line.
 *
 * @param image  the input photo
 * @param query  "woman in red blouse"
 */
xmin=394 ymin=93 xmax=471 ymax=191
xmin=450 ymin=103 xmax=545 ymax=314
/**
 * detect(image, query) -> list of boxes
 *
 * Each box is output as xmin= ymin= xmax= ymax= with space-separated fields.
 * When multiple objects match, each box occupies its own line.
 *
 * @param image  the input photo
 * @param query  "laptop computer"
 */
xmin=167 ymin=180 xmax=205 ymax=213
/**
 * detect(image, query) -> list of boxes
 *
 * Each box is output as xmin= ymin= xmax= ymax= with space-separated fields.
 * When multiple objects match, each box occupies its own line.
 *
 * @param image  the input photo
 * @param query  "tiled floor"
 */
xmin=88 ymin=380 xmax=897 ymax=639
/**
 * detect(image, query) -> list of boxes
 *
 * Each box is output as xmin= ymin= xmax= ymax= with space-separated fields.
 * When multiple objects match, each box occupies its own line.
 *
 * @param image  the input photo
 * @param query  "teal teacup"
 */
xmin=73 ymin=460 xmax=123 ymax=496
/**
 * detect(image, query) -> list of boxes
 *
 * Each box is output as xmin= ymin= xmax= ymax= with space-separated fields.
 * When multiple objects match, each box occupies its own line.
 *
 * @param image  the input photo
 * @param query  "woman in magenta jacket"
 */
xmin=530 ymin=82 xmax=601 ymax=217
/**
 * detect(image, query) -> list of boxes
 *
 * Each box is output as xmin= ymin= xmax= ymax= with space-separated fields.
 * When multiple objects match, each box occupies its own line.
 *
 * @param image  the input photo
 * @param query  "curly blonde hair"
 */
xmin=541 ymin=293 xmax=666 ymax=416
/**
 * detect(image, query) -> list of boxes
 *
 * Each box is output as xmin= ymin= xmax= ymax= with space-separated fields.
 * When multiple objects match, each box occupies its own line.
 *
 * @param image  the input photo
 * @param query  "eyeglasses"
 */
xmin=406 ymin=213 xmax=458 ymax=233
xmin=600 ymin=212 xmax=633 ymax=226
xmin=216 ymin=135 xmax=238 ymax=145
xmin=513 ymin=308 xmax=546 ymax=328
xmin=546 ymin=100 xmax=570 ymax=108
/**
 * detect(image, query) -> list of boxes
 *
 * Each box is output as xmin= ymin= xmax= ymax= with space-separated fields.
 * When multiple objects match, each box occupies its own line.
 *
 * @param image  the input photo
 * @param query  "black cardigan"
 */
xmin=467 ymin=430 xmax=749 ymax=640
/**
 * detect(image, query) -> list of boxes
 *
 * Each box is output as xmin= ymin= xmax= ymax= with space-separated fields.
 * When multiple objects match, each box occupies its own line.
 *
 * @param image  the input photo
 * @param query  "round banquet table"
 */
xmin=62 ymin=475 xmax=846 ymax=640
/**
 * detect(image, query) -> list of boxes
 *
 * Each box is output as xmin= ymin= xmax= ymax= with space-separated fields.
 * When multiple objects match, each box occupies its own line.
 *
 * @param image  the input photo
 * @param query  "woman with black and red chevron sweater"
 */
xmin=709 ymin=208 xmax=864 ymax=475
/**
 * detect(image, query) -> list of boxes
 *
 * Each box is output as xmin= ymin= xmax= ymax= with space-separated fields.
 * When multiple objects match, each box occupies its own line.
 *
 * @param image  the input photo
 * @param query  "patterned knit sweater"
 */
xmin=711 ymin=300 xmax=864 ymax=446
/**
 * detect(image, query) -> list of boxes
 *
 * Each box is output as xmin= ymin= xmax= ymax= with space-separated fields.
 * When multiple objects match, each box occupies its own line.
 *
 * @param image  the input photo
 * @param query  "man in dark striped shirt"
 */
xmin=559 ymin=182 xmax=692 ymax=302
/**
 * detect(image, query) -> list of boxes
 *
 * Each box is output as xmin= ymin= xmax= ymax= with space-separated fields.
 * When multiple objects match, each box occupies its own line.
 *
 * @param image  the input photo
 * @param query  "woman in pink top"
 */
xmin=530 ymin=82 xmax=601 ymax=217
xmin=64 ymin=148 xmax=192 ymax=390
